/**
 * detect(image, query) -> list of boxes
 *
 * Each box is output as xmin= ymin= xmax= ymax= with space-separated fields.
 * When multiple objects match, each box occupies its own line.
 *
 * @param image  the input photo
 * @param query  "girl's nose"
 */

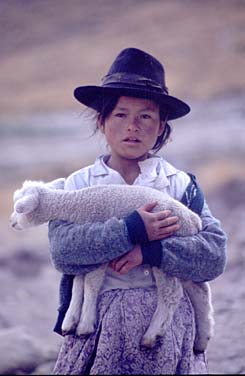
xmin=127 ymin=116 xmax=140 ymax=131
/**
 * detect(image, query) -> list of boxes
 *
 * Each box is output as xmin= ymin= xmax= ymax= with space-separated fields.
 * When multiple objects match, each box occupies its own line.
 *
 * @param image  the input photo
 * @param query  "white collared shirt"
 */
xmin=64 ymin=154 xmax=190 ymax=293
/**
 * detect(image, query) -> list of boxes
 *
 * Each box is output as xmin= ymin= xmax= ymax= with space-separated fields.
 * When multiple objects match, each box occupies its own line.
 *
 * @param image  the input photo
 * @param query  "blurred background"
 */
xmin=0 ymin=0 xmax=244 ymax=374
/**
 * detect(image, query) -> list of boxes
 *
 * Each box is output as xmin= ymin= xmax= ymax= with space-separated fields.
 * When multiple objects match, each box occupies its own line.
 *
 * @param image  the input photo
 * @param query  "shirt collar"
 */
xmin=138 ymin=155 xmax=178 ymax=189
xmin=138 ymin=154 xmax=179 ymax=179
xmin=91 ymin=155 xmax=111 ymax=177
xmin=90 ymin=153 xmax=178 ymax=181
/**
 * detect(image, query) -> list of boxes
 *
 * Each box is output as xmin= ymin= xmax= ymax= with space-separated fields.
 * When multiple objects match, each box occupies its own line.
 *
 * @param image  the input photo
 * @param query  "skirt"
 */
xmin=52 ymin=287 xmax=208 ymax=375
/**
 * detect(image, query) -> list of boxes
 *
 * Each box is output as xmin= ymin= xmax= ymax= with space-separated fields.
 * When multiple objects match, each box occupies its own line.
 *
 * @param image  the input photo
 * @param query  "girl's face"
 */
xmin=99 ymin=96 xmax=165 ymax=162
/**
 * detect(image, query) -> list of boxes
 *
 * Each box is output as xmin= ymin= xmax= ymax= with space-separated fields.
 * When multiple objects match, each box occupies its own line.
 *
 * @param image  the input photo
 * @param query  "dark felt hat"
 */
xmin=74 ymin=48 xmax=191 ymax=120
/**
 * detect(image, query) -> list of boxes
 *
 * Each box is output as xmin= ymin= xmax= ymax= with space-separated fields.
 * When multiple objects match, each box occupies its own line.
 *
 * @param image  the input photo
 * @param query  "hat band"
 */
xmin=101 ymin=73 xmax=168 ymax=94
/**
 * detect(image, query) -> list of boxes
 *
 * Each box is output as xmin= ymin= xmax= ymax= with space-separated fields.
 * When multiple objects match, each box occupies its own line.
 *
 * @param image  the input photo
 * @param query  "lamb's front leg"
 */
xmin=141 ymin=267 xmax=183 ymax=348
xmin=76 ymin=263 xmax=107 ymax=336
xmin=62 ymin=274 xmax=85 ymax=335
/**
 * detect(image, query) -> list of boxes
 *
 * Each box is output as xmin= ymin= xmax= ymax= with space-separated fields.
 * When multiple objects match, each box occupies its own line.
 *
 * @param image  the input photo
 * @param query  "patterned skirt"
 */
xmin=52 ymin=287 xmax=208 ymax=375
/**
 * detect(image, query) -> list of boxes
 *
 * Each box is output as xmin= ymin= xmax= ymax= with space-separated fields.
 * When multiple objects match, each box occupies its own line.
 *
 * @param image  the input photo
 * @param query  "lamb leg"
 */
xmin=62 ymin=274 xmax=84 ymax=335
xmin=141 ymin=268 xmax=183 ymax=348
xmin=76 ymin=263 xmax=107 ymax=336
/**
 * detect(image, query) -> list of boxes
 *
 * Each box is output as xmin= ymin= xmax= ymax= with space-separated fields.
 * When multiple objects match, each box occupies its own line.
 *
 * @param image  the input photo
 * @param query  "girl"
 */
xmin=48 ymin=47 xmax=227 ymax=374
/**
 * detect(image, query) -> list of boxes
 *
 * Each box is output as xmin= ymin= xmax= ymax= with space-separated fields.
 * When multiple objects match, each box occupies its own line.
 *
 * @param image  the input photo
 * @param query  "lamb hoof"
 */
xmin=141 ymin=336 xmax=156 ymax=349
xmin=62 ymin=323 xmax=77 ymax=336
xmin=62 ymin=328 xmax=76 ymax=336
xmin=61 ymin=316 xmax=79 ymax=336
xmin=76 ymin=321 xmax=96 ymax=337
xmin=194 ymin=336 xmax=210 ymax=353
xmin=141 ymin=333 xmax=163 ymax=350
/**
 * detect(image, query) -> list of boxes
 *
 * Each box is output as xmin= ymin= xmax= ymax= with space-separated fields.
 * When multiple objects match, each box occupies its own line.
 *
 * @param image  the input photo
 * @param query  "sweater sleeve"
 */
xmin=48 ymin=218 xmax=134 ymax=274
xmin=48 ymin=170 xmax=139 ymax=274
xmin=142 ymin=201 xmax=227 ymax=282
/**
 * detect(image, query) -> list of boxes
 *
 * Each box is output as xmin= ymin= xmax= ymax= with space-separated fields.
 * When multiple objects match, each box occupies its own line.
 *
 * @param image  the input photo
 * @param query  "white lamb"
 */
xmin=10 ymin=178 xmax=214 ymax=351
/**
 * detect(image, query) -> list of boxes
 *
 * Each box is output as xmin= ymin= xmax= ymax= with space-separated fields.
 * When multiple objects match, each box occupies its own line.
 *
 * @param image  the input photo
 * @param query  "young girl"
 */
xmin=48 ymin=47 xmax=227 ymax=374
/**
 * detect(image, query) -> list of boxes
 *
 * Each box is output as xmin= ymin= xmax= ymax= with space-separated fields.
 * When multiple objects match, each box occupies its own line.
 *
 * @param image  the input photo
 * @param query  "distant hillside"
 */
xmin=1 ymin=0 xmax=245 ymax=114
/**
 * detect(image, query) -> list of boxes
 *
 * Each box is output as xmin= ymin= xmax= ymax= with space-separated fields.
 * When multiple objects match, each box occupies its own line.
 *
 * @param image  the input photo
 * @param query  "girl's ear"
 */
xmin=158 ymin=120 xmax=166 ymax=136
xmin=98 ymin=117 xmax=105 ymax=133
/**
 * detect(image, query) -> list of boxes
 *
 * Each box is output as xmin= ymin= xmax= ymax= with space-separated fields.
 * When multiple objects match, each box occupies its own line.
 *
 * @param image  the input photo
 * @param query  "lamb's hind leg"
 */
xmin=61 ymin=275 xmax=85 ymax=335
xmin=76 ymin=263 xmax=107 ymax=336
xmin=141 ymin=267 xmax=183 ymax=349
xmin=183 ymin=280 xmax=214 ymax=353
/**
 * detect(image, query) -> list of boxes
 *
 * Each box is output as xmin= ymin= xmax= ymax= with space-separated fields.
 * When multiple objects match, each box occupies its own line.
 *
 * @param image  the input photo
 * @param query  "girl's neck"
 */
xmin=107 ymin=155 xmax=147 ymax=185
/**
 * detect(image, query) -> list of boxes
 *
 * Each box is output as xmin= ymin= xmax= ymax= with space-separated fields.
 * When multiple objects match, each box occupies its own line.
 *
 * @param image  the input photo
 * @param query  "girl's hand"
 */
xmin=137 ymin=201 xmax=180 ymax=241
xmin=109 ymin=244 xmax=143 ymax=274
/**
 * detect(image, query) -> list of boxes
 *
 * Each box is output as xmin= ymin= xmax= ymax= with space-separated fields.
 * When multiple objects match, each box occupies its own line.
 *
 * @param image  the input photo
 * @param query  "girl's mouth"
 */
xmin=123 ymin=137 xmax=141 ymax=144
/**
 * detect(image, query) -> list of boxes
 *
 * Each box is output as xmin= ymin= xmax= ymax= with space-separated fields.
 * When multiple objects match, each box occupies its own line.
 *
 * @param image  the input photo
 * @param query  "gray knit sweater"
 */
xmin=48 ymin=173 xmax=227 ymax=335
xmin=48 ymin=171 xmax=227 ymax=281
xmin=48 ymin=201 xmax=227 ymax=281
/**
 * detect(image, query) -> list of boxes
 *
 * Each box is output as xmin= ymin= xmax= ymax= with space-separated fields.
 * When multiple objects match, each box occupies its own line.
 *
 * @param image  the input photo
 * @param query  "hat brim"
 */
xmin=74 ymin=85 xmax=190 ymax=121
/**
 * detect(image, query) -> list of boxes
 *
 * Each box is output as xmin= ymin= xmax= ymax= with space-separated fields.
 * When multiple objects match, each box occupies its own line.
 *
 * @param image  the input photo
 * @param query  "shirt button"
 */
xmin=144 ymin=269 xmax=150 ymax=276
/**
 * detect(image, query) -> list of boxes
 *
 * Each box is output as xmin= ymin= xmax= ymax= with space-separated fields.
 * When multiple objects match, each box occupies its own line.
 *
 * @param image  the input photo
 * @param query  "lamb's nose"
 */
xmin=10 ymin=214 xmax=16 ymax=228
xmin=10 ymin=220 xmax=16 ymax=228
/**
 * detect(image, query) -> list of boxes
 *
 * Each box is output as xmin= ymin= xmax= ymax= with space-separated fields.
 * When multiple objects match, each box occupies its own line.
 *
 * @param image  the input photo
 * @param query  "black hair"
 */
xmin=95 ymin=95 xmax=172 ymax=152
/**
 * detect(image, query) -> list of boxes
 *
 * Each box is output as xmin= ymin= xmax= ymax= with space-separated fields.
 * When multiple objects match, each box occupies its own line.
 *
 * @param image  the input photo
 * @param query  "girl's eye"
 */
xmin=141 ymin=114 xmax=151 ymax=119
xmin=115 ymin=113 xmax=126 ymax=118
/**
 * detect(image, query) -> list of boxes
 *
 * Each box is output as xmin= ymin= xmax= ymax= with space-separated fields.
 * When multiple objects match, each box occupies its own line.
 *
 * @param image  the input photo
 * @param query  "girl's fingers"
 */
xmin=158 ymin=223 xmax=181 ymax=238
xmin=141 ymin=201 xmax=158 ymax=212
xmin=158 ymin=216 xmax=179 ymax=228
xmin=109 ymin=257 xmax=121 ymax=269
xmin=109 ymin=259 xmax=116 ymax=269
xmin=110 ymin=245 xmax=142 ymax=273
xmin=111 ymin=256 xmax=127 ymax=272
xmin=154 ymin=209 xmax=172 ymax=220
xmin=117 ymin=262 xmax=130 ymax=275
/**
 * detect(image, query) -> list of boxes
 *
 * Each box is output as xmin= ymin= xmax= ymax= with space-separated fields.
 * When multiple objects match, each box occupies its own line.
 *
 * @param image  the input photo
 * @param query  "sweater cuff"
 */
xmin=124 ymin=210 xmax=149 ymax=245
xmin=141 ymin=241 xmax=162 ymax=267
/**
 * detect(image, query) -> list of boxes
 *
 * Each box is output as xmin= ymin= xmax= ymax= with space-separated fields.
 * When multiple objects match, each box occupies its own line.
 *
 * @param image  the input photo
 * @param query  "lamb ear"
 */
xmin=14 ymin=194 xmax=39 ymax=214
xmin=13 ymin=189 xmax=22 ymax=203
